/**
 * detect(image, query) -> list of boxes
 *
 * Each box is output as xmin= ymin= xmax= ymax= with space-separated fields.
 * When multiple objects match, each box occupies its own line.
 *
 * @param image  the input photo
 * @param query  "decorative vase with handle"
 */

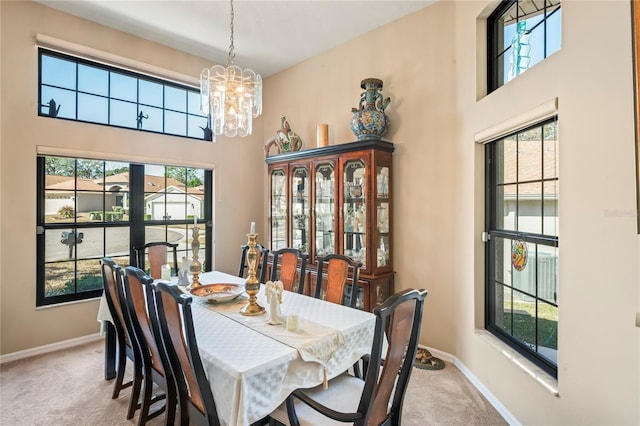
xmin=350 ymin=78 xmax=391 ymax=141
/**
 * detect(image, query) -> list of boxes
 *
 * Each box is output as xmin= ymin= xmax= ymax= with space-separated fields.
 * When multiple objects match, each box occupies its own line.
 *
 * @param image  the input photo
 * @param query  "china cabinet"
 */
xmin=266 ymin=139 xmax=394 ymax=311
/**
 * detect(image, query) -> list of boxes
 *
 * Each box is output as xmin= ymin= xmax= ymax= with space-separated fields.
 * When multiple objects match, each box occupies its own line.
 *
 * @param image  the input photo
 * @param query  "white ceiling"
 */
xmin=35 ymin=0 xmax=435 ymax=77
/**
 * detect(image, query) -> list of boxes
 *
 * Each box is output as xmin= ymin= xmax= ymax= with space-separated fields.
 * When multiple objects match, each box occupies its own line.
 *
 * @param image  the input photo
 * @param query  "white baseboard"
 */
xmin=419 ymin=344 xmax=520 ymax=426
xmin=0 ymin=333 xmax=103 ymax=364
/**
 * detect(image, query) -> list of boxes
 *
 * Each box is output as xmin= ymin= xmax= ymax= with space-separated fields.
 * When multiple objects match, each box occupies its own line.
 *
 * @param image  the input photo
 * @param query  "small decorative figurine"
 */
xmin=177 ymin=257 xmax=191 ymax=286
xmin=265 ymin=280 xmax=285 ymax=325
xmin=264 ymin=116 xmax=303 ymax=156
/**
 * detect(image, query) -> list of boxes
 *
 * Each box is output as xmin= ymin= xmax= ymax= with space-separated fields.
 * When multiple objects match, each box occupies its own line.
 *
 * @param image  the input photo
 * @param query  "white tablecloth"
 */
xmin=97 ymin=270 xmax=376 ymax=426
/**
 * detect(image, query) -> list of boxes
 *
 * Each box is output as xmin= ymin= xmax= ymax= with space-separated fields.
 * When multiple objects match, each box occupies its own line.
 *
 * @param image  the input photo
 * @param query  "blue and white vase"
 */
xmin=350 ymin=78 xmax=391 ymax=141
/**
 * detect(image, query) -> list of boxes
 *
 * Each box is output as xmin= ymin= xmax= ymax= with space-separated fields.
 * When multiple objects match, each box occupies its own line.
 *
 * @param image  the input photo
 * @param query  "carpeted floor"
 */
xmin=0 ymin=340 xmax=507 ymax=425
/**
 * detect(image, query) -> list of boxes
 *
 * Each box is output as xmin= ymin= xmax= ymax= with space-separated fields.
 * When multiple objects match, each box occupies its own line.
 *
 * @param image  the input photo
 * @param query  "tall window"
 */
xmin=485 ymin=119 xmax=558 ymax=377
xmin=38 ymin=49 xmax=212 ymax=141
xmin=37 ymin=156 xmax=212 ymax=306
xmin=487 ymin=0 xmax=561 ymax=93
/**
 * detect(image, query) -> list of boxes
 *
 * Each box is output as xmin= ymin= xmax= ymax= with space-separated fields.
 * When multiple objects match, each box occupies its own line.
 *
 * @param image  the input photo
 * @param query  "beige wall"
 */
xmin=265 ymin=0 xmax=639 ymax=424
xmin=0 ymin=1 xmax=265 ymax=354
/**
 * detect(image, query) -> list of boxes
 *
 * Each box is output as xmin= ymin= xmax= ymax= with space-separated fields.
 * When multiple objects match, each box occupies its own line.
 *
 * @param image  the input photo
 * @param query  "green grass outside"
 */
xmin=503 ymin=300 xmax=558 ymax=350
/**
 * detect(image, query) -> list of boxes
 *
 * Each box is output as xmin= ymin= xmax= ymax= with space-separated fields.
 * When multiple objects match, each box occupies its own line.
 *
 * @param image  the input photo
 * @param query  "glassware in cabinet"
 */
xmin=291 ymin=166 xmax=310 ymax=255
xmin=314 ymin=163 xmax=336 ymax=258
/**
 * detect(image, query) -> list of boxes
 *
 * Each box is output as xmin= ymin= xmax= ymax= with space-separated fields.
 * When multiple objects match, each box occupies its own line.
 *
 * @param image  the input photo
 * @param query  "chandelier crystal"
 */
xmin=200 ymin=0 xmax=262 ymax=138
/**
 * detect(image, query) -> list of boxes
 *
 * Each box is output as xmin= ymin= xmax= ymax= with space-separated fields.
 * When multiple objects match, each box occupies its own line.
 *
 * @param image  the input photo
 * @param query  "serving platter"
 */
xmin=189 ymin=283 xmax=245 ymax=303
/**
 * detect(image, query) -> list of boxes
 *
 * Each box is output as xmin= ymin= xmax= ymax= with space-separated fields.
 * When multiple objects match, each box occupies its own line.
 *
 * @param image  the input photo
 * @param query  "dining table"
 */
xmin=97 ymin=270 xmax=376 ymax=426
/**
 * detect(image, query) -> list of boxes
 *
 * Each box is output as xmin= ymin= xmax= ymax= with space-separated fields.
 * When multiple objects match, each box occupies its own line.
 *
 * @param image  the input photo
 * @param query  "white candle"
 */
xmin=194 ymin=215 xmax=198 ymax=227
xmin=250 ymin=221 xmax=256 ymax=234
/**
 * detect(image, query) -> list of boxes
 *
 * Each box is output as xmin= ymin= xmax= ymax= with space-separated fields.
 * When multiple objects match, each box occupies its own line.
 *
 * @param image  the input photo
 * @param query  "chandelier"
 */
xmin=200 ymin=0 xmax=262 ymax=138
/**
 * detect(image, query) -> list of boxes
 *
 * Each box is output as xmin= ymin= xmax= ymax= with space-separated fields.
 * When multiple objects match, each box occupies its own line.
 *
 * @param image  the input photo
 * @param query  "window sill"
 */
xmin=35 ymin=296 xmax=102 ymax=310
xmin=474 ymin=329 xmax=559 ymax=397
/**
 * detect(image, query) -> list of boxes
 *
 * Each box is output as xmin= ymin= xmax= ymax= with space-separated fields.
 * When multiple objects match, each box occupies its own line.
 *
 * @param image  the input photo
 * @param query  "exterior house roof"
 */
xmin=46 ymin=177 xmax=104 ymax=191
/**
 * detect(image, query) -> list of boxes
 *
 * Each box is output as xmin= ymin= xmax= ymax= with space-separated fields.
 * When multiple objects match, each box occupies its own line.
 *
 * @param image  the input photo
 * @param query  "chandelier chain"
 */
xmin=227 ymin=0 xmax=236 ymax=67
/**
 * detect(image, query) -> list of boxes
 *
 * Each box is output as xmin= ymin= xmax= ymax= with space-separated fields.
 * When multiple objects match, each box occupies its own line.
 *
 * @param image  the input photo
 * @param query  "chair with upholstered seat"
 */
xmin=100 ymin=258 xmax=143 ymax=420
xmin=269 ymin=248 xmax=308 ymax=294
xmin=122 ymin=266 xmax=177 ymax=425
xmin=269 ymin=288 xmax=428 ymax=426
xmin=154 ymin=282 xmax=222 ymax=426
xmin=133 ymin=242 xmax=179 ymax=279
xmin=238 ymin=243 xmax=270 ymax=283
xmin=314 ymin=254 xmax=363 ymax=308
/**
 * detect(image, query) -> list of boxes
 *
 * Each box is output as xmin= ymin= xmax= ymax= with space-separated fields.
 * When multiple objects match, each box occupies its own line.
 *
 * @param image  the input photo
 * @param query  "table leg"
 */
xmin=104 ymin=321 xmax=116 ymax=380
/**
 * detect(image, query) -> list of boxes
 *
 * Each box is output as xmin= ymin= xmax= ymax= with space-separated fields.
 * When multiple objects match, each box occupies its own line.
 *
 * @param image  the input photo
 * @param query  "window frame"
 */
xmin=487 ymin=0 xmax=561 ymax=93
xmin=36 ymin=157 xmax=213 ymax=307
xmin=38 ymin=48 xmax=211 ymax=141
xmin=484 ymin=117 xmax=559 ymax=378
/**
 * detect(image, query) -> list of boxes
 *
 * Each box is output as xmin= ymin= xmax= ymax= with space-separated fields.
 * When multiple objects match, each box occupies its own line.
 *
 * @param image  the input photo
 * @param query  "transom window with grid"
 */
xmin=485 ymin=118 xmax=558 ymax=377
xmin=487 ymin=0 xmax=561 ymax=93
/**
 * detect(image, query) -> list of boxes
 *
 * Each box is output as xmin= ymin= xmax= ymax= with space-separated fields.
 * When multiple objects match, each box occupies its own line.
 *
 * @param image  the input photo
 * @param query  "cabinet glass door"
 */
xmin=343 ymin=159 xmax=366 ymax=268
xmin=291 ymin=167 xmax=310 ymax=254
xmin=314 ymin=163 xmax=335 ymax=258
xmin=270 ymin=169 xmax=287 ymax=250
xmin=376 ymin=166 xmax=390 ymax=268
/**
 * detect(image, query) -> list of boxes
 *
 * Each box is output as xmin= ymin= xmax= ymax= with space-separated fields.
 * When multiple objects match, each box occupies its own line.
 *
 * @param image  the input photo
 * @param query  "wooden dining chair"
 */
xmin=238 ymin=243 xmax=270 ymax=283
xmin=269 ymin=248 xmax=308 ymax=294
xmin=154 ymin=282 xmax=222 ymax=426
xmin=100 ymin=258 xmax=143 ymax=420
xmin=314 ymin=254 xmax=363 ymax=308
xmin=269 ymin=288 xmax=428 ymax=426
xmin=134 ymin=242 xmax=179 ymax=280
xmin=123 ymin=266 xmax=177 ymax=425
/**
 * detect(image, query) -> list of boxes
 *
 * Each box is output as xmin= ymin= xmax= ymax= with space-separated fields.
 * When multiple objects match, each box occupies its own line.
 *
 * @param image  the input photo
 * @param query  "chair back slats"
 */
xmin=358 ymin=288 xmax=427 ymax=426
xmin=270 ymin=248 xmax=307 ymax=294
xmin=369 ymin=300 xmax=416 ymax=425
xmin=134 ymin=242 xmax=179 ymax=279
xmin=315 ymin=254 xmax=362 ymax=308
xmin=125 ymin=268 xmax=164 ymax=374
xmin=155 ymin=282 xmax=221 ymax=425
xmin=325 ymin=259 xmax=349 ymax=304
xmin=101 ymin=259 xmax=128 ymax=343
xmin=159 ymin=290 xmax=205 ymax=413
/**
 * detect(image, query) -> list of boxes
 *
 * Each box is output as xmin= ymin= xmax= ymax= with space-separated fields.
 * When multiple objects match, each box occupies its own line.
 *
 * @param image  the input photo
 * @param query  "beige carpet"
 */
xmin=0 ymin=340 xmax=506 ymax=425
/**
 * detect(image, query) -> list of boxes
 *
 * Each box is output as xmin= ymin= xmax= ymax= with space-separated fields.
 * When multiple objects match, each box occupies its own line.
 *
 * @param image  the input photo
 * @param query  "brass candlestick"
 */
xmin=190 ymin=223 xmax=202 ymax=288
xmin=240 ymin=233 xmax=266 ymax=316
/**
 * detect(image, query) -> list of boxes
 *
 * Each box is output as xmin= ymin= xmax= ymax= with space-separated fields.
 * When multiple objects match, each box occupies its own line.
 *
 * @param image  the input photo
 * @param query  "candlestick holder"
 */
xmin=240 ymin=233 xmax=266 ymax=316
xmin=190 ymin=223 xmax=202 ymax=288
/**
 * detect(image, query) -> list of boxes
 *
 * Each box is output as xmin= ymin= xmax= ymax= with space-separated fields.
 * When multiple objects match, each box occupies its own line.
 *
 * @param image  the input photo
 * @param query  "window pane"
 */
xmin=497 ymin=136 xmax=517 ymax=184
xmin=139 ymin=80 xmax=163 ymax=107
xmin=494 ymin=283 xmax=512 ymax=334
xmin=110 ymin=72 xmax=137 ymax=102
xmin=40 ymin=86 xmax=76 ymax=119
xmin=496 ymin=183 xmax=516 ymax=231
xmin=517 ymin=182 xmax=542 ymax=234
xmin=165 ymin=110 xmax=187 ymax=136
xmin=188 ymin=115 xmax=210 ymax=139
xmin=45 ymin=191 xmax=75 ymax=224
xmin=546 ymin=4 xmax=562 ymax=56
xmin=512 ymin=241 xmax=536 ymax=295
xmin=45 ymin=261 xmax=75 ymax=296
xmin=78 ymin=93 xmax=108 ymax=124
xmin=494 ymin=237 xmax=512 ymax=286
xmin=77 ymin=259 xmax=103 ymax=293
xmin=517 ymin=128 xmax=542 ymax=182
xmin=168 ymin=224 xmax=189 ymax=251
xmin=543 ymin=122 xmax=558 ymax=179
xmin=188 ymin=91 xmax=202 ymax=114
xmin=165 ymin=86 xmax=187 ymax=112
xmin=537 ymin=300 xmax=558 ymax=363
xmin=76 ymin=192 xmax=104 ymax=222
xmin=46 ymin=228 xmax=75 ymax=262
xmin=106 ymin=227 xmax=130 ymax=258
xmin=78 ymin=64 xmax=108 ymax=96
xmin=41 ymin=55 xmax=76 ymax=89
xmin=76 ymin=227 xmax=103 ymax=258
xmin=543 ymin=180 xmax=558 ymax=237
xmin=165 ymin=190 xmax=187 ymax=220
xmin=511 ymin=290 xmax=536 ymax=348
xmin=538 ymin=245 xmax=558 ymax=304
xmin=110 ymin=99 xmax=137 ymax=128
xmin=138 ymin=106 xmax=162 ymax=132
